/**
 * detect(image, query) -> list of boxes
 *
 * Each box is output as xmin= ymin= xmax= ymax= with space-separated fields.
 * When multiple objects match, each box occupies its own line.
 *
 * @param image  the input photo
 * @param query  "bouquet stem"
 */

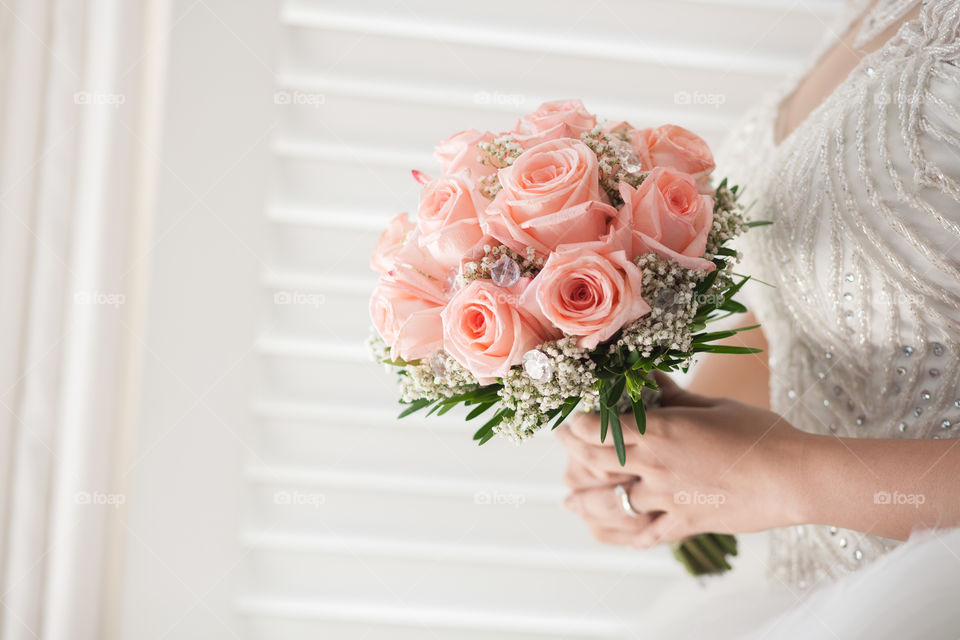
xmin=671 ymin=533 xmax=738 ymax=576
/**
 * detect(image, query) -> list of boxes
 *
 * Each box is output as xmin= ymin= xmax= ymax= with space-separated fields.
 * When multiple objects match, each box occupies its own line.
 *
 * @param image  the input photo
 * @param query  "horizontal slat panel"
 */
xmin=252 ymin=404 xmax=567 ymax=484
xmin=270 ymin=154 xmax=419 ymax=213
xmin=247 ymin=467 xmax=601 ymax=549
xmin=279 ymin=28 xmax=775 ymax=139
xmin=240 ymin=548 xmax=676 ymax=622
xmin=281 ymin=0 xmax=835 ymax=69
xmin=238 ymin=596 xmax=632 ymax=639
xmin=275 ymin=75 xmax=733 ymax=150
xmin=241 ymin=531 xmax=676 ymax=574
xmin=261 ymin=272 xmax=373 ymax=343
xmin=267 ymin=215 xmax=381 ymax=276
xmin=260 ymin=351 xmax=397 ymax=405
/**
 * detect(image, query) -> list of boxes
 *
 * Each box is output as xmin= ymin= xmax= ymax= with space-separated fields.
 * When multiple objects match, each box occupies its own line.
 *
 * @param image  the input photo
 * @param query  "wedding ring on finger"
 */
xmin=614 ymin=484 xmax=643 ymax=518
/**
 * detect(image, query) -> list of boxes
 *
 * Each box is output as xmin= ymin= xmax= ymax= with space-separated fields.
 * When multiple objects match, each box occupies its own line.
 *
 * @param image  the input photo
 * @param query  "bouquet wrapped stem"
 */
xmin=673 ymin=534 xmax=738 ymax=576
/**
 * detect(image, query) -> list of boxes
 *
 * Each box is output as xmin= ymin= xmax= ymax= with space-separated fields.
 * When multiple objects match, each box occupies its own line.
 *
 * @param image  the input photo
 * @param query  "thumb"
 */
xmin=651 ymin=371 xmax=716 ymax=408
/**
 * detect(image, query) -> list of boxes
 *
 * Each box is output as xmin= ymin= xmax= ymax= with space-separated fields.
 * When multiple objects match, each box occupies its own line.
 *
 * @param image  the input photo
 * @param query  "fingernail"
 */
xmin=563 ymin=494 xmax=582 ymax=513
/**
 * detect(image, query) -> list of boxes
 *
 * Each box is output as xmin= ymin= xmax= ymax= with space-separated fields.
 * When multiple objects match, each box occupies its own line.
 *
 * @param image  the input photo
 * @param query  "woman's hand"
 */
xmin=559 ymin=372 xmax=812 ymax=549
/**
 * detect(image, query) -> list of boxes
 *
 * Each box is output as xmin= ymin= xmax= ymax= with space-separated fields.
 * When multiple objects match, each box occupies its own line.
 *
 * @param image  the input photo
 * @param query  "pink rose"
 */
xmin=514 ymin=100 xmax=597 ymax=140
xmin=521 ymin=241 xmax=649 ymax=350
xmin=480 ymin=138 xmax=614 ymax=255
xmin=619 ymin=167 xmax=715 ymax=272
xmin=442 ymin=279 xmax=557 ymax=383
xmin=370 ymin=212 xmax=414 ymax=274
xmin=634 ymin=125 xmax=715 ymax=190
xmin=370 ymin=263 xmax=448 ymax=362
xmin=434 ymin=129 xmax=496 ymax=180
xmin=416 ymin=174 xmax=485 ymax=269
xmin=393 ymin=232 xmax=454 ymax=284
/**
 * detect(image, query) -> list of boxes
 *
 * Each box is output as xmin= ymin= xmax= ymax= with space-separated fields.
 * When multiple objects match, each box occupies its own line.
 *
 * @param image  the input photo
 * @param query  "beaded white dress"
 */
xmin=718 ymin=0 xmax=960 ymax=589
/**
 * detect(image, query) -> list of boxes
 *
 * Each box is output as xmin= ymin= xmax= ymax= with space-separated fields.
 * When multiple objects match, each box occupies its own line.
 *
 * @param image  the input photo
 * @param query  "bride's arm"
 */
xmin=799 ymin=433 xmax=960 ymax=541
xmin=558 ymin=374 xmax=960 ymax=546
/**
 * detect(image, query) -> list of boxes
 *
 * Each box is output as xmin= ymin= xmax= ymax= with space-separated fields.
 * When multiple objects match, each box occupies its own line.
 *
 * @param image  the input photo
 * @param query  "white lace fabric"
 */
xmin=717 ymin=0 xmax=960 ymax=588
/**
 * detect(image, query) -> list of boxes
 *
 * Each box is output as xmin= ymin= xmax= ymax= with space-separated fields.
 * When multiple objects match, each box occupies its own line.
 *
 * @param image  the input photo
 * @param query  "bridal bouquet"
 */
xmin=368 ymin=100 xmax=764 ymax=575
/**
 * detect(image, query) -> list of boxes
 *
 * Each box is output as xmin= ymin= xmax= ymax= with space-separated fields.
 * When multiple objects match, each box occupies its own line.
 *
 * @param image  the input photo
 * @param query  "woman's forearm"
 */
xmin=795 ymin=434 xmax=960 ymax=540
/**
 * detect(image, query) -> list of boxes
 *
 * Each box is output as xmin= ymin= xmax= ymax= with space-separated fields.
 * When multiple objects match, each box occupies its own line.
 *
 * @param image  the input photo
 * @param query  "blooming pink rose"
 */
xmin=520 ymin=241 xmax=649 ymax=350
xmin=480 ymin=138 xmax=614 ymax=255
xmin=619 ymin=167 xmax=715 ymax=272
xmin=434 ymin=129 xmax=496 ymax=180
xmin=416 ymin=174 xmax=485 ymax=269
xmin=515 ymin=100 xmax=597 ymax=139
xmin=634 ymin=124 xmax=715 ymax=190
xmin=370 ymin=263 xmax=448 ymax=362
xmin=370 ymin=212 xmax=414 ymax=274
xmin=442 ymin=279 xmax=557 ymax=383
xmin=393 ymin=232 xmax=455 ymax=284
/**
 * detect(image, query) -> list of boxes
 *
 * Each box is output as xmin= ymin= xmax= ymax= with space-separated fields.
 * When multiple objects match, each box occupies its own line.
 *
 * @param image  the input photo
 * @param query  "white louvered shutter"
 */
xmin=120 ymin=1 xmax=841 ymax=638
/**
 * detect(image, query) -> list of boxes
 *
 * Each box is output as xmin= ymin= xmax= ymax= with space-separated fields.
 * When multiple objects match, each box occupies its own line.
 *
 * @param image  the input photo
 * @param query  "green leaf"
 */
xmin=746 ymin=220 xmax=773 ymax=227
xmin=398 ymin=398 xmax=432 ymax=418
xmin=473 ymin=409 xmax=507 ymax=441
xmin=715 ymin=246 xmax=737 ymax=257
xmin=695 ymin=345 xmax=764 ymax=355
xmin=606 ymin=375 xmax=626 ymax=407
xmin=472 ymin=421 xmax=494 ymax=442
xmin=692 ymin=325 xmax=760 ymax=345
xmin=610 ymin=411 xmax=626 ymax=466
xmin=465 ymin=402 xmax=495 ymax=420
xmin=551 ymin=397 xmax=581 ymax=430
xmin=631 ymin=394 xmax=647 ymax=435
xmin=695 ymin=269 xmax=719 ymax=295
xmin=723 ymin=275 xmax=752 ymax=300
xmin=435 ymin=402 xmax=458 ymax=416
xmin=719 ymin=299 xmax=748 ymax=314
xmin=600 ymin=405 xmax=609 ymax=444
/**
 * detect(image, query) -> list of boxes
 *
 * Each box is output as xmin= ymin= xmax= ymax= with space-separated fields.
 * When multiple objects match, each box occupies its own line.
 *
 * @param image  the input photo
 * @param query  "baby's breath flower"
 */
xmin=476 ymin=135 xmax=524 ymax=199
xmin=580 ymin=126 xmax=646 ymax=206
xmin=458 ymin=244 xmax=544 ymax=287
xmin=496 ymin=337 xmax=597 ymax=441
xmin=398 ymin=351 xmax=478 ymax=403
xmin=706 ymin=182 xmax=748 ymax=258
xmin=613 ymin=254 xmax=707 ymax=363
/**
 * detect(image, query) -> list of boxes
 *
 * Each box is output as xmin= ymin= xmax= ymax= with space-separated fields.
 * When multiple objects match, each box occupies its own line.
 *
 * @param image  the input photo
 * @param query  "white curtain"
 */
xmin=0 ymin=0 xmax=168 ymax=638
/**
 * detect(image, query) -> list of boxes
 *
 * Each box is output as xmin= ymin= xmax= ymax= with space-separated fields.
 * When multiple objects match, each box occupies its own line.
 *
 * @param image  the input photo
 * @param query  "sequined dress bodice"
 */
xmin=718 ymin=0 xmax=960 ymax=587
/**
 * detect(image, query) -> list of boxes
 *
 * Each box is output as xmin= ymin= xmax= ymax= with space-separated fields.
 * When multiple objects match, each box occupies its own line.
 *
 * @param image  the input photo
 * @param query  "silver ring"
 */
xmin=614 ymin=484 xmax=642 ymax=518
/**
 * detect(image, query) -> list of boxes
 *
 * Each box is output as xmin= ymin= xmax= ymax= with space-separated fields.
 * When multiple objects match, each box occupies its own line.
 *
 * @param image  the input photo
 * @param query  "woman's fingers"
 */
xmin=565 ymin=411 xmax=646 ymax=447
xmin=562 ymin=461 xmax=634 ymax=490
xmin=631 ymin=512 xmax=687 ymax=548
xmin=556 ymin=426 xmax=645 ymax=474
xmin=564 ymin=479 xmax=665 ymax=520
